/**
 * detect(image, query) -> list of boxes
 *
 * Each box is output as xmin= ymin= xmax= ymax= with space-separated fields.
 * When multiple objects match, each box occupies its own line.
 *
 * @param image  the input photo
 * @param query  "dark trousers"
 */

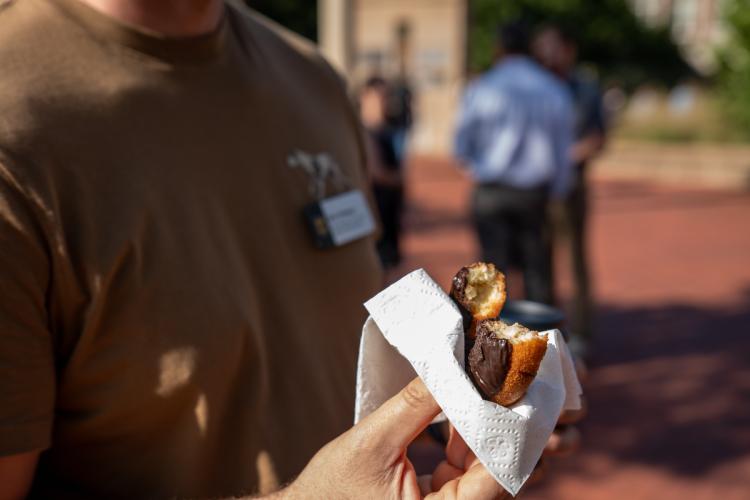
xmin=373 ymin=184 xmax=404 ymax=268
xmin=472 ymin=183 xmax=553 ymax=305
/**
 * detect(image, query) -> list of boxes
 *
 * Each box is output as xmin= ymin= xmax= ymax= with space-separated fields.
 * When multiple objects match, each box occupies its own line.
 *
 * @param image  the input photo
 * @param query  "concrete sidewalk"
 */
xmin=396 ymin=156 xmax=750 ymax=500
xmin=592 ymin=139 xmax=750 ymax=191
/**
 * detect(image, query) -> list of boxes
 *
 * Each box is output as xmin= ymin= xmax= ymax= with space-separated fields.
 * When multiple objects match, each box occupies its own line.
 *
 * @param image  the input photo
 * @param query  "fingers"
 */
xmin=526 ymin=457 xmax=547 ymax=486
xmin=463 ymin=469 xmax=512 ymax=500
xmin=445 ymin=426 xmax=469 ymax=469
xmin=573 ymin=356 xmax=588 ymax=384
xmin=463 ymin=449 xmax=479 ymax=472
xmin=359 ymin=377 xmax=441 ymax=453
xmin=427 ymin=462 xmax=510 ymax=500
xmin=558 ymin=397 xmax=587 ymax=425
xmin=418 ymin=475 xmax=433 ymax=496
xmin=434 ymin=427 xmax=505 ymax=498
xmin=433 ymin=427 xmax=475 ymax=492
xmin=430 ymin=461 xmax=463 ymax=491
xmin=543 ymin=425 xmax=581 ymax=456
xmin=445 ymin=426 xmax=480 ymax=471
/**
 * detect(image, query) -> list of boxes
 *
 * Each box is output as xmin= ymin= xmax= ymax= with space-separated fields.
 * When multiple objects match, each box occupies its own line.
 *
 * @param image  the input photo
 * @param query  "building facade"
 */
xmin=320 ymin=0 xmax=468 ymax=154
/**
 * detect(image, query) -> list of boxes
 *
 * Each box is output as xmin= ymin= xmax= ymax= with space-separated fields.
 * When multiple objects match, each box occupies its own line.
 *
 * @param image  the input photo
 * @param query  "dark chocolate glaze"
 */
xmin=467 ymin=327 xmax=512 ymax=398
xmin=451 ymin=267 xmax=469 ymax=301
xmin=450 ymin=267 xmax=473 ymax=332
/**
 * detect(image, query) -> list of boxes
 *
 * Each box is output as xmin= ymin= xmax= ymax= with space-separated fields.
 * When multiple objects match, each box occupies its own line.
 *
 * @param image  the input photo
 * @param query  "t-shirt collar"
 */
xmin=50 ymin=0 xmax=229 ymax=65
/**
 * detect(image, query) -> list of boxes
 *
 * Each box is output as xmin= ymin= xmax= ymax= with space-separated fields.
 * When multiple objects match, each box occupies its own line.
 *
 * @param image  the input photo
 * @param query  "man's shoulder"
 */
xmin=530 ymin=64 xmax=572 ymax=106
xmin=227 ymin=2 xmax=346 ymax=91
xmin=571 ymin=69 xmax=602 ymax=98
xmin=0 ymin=0 xmax=28 ymax=26
xmin=0 ymin=0 xmax=50 ymax=58
xmin=492 ymin=58 xmax=552 ymax=87
xmin=228 ymin=2 xmax=317 ymax=58
xmin=572 ymin=67 xmax=600 ymax=85
xmin=0 ymin=0 xmax=71 ymax=148
xmin=525 ymin=61 xmax=566 ymax=91
xmin=0 ymin=0 xmax=85 ymax=96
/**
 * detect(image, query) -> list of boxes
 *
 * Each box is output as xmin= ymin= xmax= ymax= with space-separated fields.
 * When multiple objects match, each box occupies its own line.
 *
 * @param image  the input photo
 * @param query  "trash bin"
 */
xmin=499 ymin=299 xmax=565 ymax=334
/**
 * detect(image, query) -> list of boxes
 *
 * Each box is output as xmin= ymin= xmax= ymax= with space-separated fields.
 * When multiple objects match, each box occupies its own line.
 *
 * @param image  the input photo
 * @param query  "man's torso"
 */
xmin=461 ymin=57 xmax=571 ymax=187
xmin=0 ymin=0 xmax=381 ymax=497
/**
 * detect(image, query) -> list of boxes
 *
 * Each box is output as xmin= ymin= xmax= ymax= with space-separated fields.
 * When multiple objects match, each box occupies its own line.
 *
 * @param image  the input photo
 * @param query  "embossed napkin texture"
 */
xmin=354 ymin=269 xmax=582 ymax=496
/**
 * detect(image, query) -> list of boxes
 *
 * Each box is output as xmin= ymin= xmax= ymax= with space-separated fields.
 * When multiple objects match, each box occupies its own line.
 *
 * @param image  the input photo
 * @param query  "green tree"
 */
xmin=248 ymin=0 xmax=317 ymax=42
xmin=718 ymin=0 xmax=750 ymax=134
xmin=468 ymin=0 xmax=692 ymax=88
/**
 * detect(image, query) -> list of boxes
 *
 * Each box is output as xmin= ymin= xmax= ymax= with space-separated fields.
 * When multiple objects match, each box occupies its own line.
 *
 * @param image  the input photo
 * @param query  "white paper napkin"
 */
xmin=354 ymin=269 xmax=582 ymax=496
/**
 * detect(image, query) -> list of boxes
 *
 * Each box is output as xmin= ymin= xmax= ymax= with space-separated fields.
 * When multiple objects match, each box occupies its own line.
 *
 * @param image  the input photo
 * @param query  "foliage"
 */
xmin=248 ymin=0 xmax=317 ymax=42
xmin=468 ymin=0 xmax=693 ymax=88
xmin=615 ymin=93 xmax=748 ymax=144
xmin=717 ymin=0 xmax=750 ymax=135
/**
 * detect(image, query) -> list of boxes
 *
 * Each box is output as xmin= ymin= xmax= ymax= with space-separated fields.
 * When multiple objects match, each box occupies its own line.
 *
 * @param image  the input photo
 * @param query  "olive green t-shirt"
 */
xmin=0 ymin=0 xmax=382 ymax=497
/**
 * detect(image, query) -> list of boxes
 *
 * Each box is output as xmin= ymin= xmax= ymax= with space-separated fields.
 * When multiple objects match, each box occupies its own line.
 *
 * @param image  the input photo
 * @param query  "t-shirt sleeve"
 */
xmin=0 ymin=163 xmax=55 ymax=456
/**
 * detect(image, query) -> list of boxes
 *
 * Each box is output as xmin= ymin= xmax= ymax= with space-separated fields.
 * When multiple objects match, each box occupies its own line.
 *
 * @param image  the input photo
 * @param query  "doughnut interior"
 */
xmin=452 ymin=262 xmax=506 ymax=320
xmin=471 ymin=320 xmax=548 ymax=406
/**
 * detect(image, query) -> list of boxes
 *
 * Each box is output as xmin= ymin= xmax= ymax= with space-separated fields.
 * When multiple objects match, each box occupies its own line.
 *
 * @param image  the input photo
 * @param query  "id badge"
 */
xmin=304 ymin=190 xmax=376 ymax=248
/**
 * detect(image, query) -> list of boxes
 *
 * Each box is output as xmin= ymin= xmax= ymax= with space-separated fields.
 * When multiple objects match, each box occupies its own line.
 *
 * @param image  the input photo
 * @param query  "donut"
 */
xmin=467 ymin=320 xmax=548 ymax=406
xmin=449 ymin=262 xmax=506 ymax=339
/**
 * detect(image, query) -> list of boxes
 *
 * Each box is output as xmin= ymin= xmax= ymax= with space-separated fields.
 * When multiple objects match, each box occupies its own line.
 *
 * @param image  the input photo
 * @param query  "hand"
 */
xmin=546 ymin=398 xmax=586 ymax=457
xmin=430 ymin=402 xmax=585 ymax=491
xmin=570 ymin=132 xmax=605 ymax=164
xmin=424 ymin=425 xmax=510 ymax=499
xmin=526 ymin=401 xmax=587 ymax=485
xmin=283 ymin=378 xmax=508 ymax=499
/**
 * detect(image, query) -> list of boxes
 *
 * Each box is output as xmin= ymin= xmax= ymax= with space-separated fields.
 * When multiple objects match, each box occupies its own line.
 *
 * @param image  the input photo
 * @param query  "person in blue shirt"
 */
xmin=454 ymin=21 xmax=574 ymax=305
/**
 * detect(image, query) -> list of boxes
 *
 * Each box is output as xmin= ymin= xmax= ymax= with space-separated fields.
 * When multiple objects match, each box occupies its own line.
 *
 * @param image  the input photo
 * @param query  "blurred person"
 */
xmin=384 ymin=76 xmax=413 ymax=165
xmin=454 ymin=21 xmax=574 ymax=305
xmin=387 ymin=19 xmax=414 ymax=165
xmin=360 ymin=76 xmax=405 ymax=269
xmin=534 ymin=25 xmax=608 ymax=357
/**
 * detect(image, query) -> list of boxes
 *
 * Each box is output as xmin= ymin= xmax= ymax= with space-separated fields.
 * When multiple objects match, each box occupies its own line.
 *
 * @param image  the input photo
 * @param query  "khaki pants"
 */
xmin=554 ymin=165 xmax=593 ymax=343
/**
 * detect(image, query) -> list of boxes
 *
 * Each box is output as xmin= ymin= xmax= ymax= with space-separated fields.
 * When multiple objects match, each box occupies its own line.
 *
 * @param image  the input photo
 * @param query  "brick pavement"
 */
xmin=396 ymin=156 xmax=750 ymax=500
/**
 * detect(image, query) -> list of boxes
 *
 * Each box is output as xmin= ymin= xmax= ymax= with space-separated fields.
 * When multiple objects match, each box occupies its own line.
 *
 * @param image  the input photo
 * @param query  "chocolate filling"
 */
xmin=451 ymin=267 xmax=469 ymax=300
xmin=467 ymin=329 xmax=512 ymax=398
xmin=450 ymin=267 xmax=473 ymax=332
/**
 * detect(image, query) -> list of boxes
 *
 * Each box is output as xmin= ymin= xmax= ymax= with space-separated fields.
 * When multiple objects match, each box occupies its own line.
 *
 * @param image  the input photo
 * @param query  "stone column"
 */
xmin=318 ymin=0 xmax=353 ymax=75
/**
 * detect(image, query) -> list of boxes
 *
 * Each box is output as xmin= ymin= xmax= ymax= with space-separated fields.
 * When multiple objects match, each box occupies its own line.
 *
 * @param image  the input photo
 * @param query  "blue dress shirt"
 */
xmin=454 ymin=57 xmax=574 ymax=198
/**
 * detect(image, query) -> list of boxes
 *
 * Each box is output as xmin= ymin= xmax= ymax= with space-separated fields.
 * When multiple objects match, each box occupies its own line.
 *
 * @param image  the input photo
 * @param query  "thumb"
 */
xmin=362 ymin=377 xmax=441 ymax=453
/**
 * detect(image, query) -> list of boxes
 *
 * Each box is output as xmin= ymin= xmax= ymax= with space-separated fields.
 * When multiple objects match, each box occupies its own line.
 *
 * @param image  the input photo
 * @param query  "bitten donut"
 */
xmin=467 ymin=320 xmax=548 ymax=406
xmin=450 ymin=262 xmax=506 ymax=339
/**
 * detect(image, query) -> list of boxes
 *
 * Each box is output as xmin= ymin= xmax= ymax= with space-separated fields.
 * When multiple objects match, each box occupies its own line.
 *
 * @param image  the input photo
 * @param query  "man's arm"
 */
xmin=0 ymin=450 xmax=40 ymax=500
xmin=453 ymin=83 xmax=480 ymax=168
xmin=549 ymin=97 xmax=575 ymax=199
xmin=571 ymin=83 xmax=607 ymax=165
xmin=0 ymin=161 xmax=55 ymax=496
xmin=570 ymin=132 xmax=604 ymax=165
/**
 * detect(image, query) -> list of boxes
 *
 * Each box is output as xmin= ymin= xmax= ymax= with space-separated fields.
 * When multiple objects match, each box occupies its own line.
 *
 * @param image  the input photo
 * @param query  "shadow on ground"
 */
xmin=517 ymin=287 xmax=750 ymax=500
xmin=574 ymin=289 xmax=750 ymax=479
